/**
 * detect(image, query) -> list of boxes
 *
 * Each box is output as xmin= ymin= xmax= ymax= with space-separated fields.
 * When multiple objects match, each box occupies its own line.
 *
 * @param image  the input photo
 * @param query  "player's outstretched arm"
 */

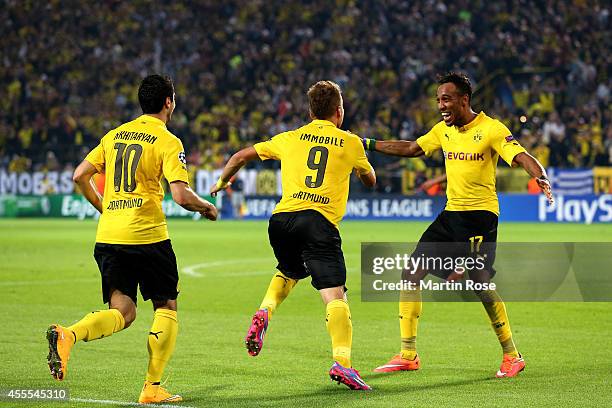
xmin=512 ymin=152 xmax=554 ymax=204
xmin=73 ymin=160 xmax=103 ymax=213
xmin=355 ymin=167 xmax=376 ymax=188
xmin=418 ymin=173 xmax=447 ymax=192
xmin=170 ymin=181 xmax=218 ymax=221
xmin=210 ymin=146 xmax=260 ymax=196
xmin=362 ymin=138 xmax=425 ymax=157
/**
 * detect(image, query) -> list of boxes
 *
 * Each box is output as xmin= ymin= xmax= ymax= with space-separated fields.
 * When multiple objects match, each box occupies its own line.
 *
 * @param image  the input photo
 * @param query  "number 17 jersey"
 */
xmin=85 ymin=115 xmax=189 ymax=244
xmin=253 ymin=119 xmax=373 ymax=227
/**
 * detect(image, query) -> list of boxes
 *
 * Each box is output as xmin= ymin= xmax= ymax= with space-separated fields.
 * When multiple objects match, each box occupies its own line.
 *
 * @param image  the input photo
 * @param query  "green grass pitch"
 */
xmin=0 ymin=219 xmax=611 ymax=407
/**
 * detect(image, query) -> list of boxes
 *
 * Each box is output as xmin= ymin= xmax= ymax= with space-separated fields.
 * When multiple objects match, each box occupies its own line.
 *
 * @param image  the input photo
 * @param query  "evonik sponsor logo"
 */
xmin=442 ymin=150 xmax=485 ymax=161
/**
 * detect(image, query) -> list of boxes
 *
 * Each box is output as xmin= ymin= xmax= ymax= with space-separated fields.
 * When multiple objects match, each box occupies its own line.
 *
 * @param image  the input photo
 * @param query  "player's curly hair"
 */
xmin=438 ymin=72 xmax=472 ymax=101
xmin=138 ymin=74 xmax=174 ymax=114
xmin=307 ymin=80 xmax=342 ymax=120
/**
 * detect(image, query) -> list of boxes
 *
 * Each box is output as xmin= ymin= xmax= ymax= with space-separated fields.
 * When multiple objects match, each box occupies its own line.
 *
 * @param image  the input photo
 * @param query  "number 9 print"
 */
xmin=305 ymin=146 xmax=329 ymax=188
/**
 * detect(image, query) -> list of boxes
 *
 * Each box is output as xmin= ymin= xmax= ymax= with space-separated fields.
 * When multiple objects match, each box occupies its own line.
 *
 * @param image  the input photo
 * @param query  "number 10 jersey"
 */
xmin=85 ymin=115 xmax=189 ymax=244
xmin=253 ymin=119 xmax=373 ymax=227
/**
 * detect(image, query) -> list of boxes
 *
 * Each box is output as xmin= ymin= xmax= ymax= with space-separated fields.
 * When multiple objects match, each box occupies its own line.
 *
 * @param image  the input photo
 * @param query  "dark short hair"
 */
xmin=438 ymin=72 xmax=472 ymax=101
xmin=307 ymin=80 xmax=342 ymax=119
xmin=138 ymin=75 xmax=174 ymax=114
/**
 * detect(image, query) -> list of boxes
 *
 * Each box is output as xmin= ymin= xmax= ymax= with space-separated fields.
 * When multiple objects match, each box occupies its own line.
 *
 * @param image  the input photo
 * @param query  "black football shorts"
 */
xmin=268 ymin=209 xmax=347 ymax=290
xmin=411 ymin=210 xmax=498 ymax=280
xmin=94 ymin=239 xmax=179 ymax=305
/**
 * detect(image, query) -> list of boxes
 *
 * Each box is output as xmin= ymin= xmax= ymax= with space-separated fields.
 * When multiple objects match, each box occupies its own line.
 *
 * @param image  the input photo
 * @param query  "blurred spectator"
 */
xmin=542 ymin=111 xmax=565 ymax=145
xmin=605 ymin=127 xmax=612 ymax=165
xmin=229 ymin=177 xmax=245 ymax=219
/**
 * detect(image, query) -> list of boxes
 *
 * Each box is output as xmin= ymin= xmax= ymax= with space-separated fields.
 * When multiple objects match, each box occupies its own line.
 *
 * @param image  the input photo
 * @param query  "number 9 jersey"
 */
xmin=253 ymin=119 xmax=373 ymax=227
xmin=85 ymin=115 xmax=189 ymax=244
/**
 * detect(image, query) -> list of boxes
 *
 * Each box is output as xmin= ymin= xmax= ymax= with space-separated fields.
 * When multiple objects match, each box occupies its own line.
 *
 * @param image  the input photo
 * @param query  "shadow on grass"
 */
xmin=184 ymin=375 xmax=494 ymax=407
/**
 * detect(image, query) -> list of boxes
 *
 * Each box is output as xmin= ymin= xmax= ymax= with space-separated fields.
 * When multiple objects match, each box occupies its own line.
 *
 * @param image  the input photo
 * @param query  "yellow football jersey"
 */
xmin=416 ymin=111 xmax=526 ymax=215
xmin=85 ymin=115 xmax=189 ymax=244
xmin=254 ymin=119 xmax=373 ymax=226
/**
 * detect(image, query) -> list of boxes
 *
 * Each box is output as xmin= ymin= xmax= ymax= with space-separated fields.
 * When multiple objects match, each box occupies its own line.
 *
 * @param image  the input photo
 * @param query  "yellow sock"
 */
xmin=478 ymin=290 xmax=519 ymax=357
xmin=146 ymin=309 xmax=178 ymax=383
xmin=325 ymin=299 xmax=352 ymax=368
xmin=68 ymin=309 xmax=125 ymax=342
xmin=399 ymin=289 xmax=422 ymax=360
xmin=259 ymin=272 xmax=297 ymax=319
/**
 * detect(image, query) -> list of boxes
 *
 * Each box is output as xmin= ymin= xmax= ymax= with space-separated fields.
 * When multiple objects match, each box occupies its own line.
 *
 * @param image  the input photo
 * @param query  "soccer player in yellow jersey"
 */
xmin=362 ymin=72 xmax=553 ymax=378
xmin=46 ymin=75 xmax=217 ymax=404
xmin=211 ymin=81 xmax=376 ymax=390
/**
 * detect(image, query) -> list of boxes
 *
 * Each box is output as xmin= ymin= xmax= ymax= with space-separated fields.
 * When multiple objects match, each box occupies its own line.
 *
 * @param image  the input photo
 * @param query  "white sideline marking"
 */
xmin=181 ymin=258 xmax=270 ymax=277
xmin=71 ymin=397 xmax=196 ymax=407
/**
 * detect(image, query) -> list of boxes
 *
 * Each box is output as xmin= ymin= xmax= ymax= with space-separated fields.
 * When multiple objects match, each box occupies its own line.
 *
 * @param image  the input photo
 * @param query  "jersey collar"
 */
xmin=311 ymin=119 xmax=336 ymax=127
xmin=456 ymin=111 xmax=485 ymax=132
xmin=139 ymin=114 xmax=167 ymax=127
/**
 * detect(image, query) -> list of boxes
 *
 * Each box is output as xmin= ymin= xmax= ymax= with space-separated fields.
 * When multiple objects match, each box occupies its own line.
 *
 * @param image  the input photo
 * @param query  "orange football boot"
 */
xmin=46 ymin=324 xmax=75 ymax=381
xmin=495 ymin=353 xmax=525 ymax=378
xmin=138 ymin=381 xmax=183 ymax=404
xmin=374 ymin=354 xmax=420 ymax=373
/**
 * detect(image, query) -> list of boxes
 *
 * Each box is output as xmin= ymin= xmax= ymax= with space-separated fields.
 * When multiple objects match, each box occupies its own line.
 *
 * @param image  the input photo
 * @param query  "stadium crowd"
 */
xmin=2 ymin=0 xmax=611 ymax=179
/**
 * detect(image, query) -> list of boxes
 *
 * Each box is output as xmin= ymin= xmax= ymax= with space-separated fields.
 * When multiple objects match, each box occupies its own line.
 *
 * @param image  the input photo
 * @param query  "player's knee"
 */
xmin=123 ymin=312 xmax=136 ymax=328
xmin=319 ymin=286 xmax=345 ymax=304
xmin=122 ymin=307 xmax=137 ymax=327
xmin=152 ymin=298 xmax=177 ymax=311
xmin=402 ymin=267 xmax=425 ymax=283
xmin=111 ymin=306 xmax=136 ymax=328
xmin=468 ymin=268 xmax=492 ymax=284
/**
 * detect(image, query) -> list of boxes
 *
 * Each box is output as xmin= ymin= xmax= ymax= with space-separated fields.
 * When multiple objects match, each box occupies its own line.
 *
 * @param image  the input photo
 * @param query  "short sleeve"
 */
xmin=416 ymin=125 xmax=442 ymax=156
xmin=84 ymin=142 xmax=105 ymax=173
xmin=490 ymin=121 xmax=526 ymax=165
xmin=163 ymin=137 xmax=190 ymax=184
xmin=253 ymin=132 xmax=288 ymax=160
xmin=353 ymin=138 xmax=373 ymax=175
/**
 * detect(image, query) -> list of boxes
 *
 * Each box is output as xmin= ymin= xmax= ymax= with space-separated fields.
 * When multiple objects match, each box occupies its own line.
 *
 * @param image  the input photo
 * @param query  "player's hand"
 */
xmin=200 ymin=204 xmax=218 ymax=221
xmin=536 ymin=177 xmax=554 ymax=205
xmin=209 ymin=185 xmax=225 ymax=197
xmin=210 ymin=183 xmax=231 ymax=197
xmin=419 ymin=179 xmax=435 ymax=191
xmin=446 ymin=270 xmax=465 ymax=282
xmin=210 ymin=178 xmax=232 ymax=197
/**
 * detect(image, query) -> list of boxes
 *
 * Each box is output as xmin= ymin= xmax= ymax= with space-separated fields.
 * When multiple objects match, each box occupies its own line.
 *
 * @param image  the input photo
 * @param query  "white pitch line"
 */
xmin=181 ymin=258 xmax=270 ymax=277
xmin=181 ymin=258 xmax=359 ymax=278
xmin=71 ymin=397 xmax=196 ymax=408
xmin=0 ymin=261 xmax=358 ymax=286
xmin=0 ymin=258 xmax=278 ymax=286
